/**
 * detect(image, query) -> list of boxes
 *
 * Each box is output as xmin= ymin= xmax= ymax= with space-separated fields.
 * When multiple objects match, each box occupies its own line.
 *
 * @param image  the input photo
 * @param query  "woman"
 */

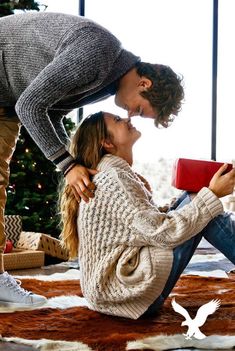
xmin=59 ymin=111 xmax=235 ymax=319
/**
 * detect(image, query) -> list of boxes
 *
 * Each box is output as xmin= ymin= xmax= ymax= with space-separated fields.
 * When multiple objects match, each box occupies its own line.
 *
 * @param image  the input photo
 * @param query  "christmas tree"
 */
xmin=1 ymin=1 xmax=76 ymax=237
xmin=6 ymin=119 xmax=75 ymax=237
xmin=0 ymin=0 xmax=41 ymax=17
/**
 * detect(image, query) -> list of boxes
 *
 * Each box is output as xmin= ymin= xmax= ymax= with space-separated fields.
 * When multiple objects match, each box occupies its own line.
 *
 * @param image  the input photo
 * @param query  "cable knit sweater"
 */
xmin=78 ymin=155 xmax=224 ymax=319
xmin=0 ymin=12 xmax=139 ymax=173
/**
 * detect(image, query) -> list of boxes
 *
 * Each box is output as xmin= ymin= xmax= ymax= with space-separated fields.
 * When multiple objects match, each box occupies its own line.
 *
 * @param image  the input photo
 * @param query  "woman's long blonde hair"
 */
xmin=59 ymin=111 xmax=109 ymax=258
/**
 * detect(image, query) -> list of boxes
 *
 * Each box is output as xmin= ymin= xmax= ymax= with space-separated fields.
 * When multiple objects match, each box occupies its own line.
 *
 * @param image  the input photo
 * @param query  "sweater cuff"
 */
xmin=197 ymin=187 xmax=224 ymax=218
xmin=48 ymin=147 xmax=76 ymax=174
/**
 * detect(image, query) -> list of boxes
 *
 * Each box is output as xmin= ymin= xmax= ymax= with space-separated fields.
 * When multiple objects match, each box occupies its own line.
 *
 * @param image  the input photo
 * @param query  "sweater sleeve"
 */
xmin=49 ymin=110 xmax=71 ymax=147
xmin=15 ymin=27 xmax=122 ymax=172
xmin=114 ymin=169 xmax=224 ymax=248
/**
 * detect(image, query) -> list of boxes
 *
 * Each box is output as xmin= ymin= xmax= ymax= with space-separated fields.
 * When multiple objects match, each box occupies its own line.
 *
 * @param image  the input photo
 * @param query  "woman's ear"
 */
xmin=102 ymin=139 xmax=115 ymax=152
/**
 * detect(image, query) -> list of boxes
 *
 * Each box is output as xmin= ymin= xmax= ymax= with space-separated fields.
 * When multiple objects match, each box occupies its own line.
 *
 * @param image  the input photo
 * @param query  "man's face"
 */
xmin=115 ymin=92 xmax=157 ymax=119
xmin=115 ymin=71 xmax=157 ymax=119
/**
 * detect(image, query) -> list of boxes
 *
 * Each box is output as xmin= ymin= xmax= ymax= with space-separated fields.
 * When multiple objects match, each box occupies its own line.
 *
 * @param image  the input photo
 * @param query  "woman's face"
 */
xmin=103 ymin=112 xmax=141 ymax=152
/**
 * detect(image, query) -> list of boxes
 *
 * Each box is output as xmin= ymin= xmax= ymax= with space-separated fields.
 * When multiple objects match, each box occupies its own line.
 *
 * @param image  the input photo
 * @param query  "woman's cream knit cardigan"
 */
xmin=78 ymin=155 xmax=223 ymax=319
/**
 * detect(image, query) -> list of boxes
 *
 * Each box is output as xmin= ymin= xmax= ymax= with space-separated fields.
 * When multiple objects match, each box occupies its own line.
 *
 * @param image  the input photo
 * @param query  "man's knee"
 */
xmin=0 ymin=168 xmax=10 ymax=188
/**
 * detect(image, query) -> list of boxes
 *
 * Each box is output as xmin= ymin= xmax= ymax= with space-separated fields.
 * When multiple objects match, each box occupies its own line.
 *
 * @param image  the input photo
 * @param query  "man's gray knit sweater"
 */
xmin=0 ymin=12 xmax=139 ymax=173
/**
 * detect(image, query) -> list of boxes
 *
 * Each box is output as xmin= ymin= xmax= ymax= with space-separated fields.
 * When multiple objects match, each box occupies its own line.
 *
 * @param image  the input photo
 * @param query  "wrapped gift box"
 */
xmin=17 ymin=232 xmax=69 ymax=261
xmin=4 ymin=215 xmax=22 ymax=247
xmin=172 ymin=158 xmax=233 ymax=192
xmin=3 ymin=249 xmax=45 ymax=270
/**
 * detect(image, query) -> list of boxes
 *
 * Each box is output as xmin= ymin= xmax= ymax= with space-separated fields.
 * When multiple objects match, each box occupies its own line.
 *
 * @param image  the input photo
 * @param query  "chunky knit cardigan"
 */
xmin=0 ymin=12 xmax=139 ymax=173
xmin=78 ymin=155 xmax=224 ymax=319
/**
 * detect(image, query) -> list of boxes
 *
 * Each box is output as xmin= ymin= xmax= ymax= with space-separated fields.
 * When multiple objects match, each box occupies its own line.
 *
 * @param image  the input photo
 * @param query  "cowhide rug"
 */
xmin=0 ymin=267 xmax=234 ymax=351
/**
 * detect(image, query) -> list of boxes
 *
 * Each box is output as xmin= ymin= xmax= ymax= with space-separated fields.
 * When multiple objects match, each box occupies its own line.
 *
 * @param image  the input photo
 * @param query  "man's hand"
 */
xmin=65 ymin=164 xmax=98 ymax=203
xmin=209 ymin=163 xmax=235 ymax=198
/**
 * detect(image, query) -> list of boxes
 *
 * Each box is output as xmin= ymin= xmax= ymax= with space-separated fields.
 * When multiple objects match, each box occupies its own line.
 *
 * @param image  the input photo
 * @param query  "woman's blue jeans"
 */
xmin=143 ymin=191 xmax=235 ymax=317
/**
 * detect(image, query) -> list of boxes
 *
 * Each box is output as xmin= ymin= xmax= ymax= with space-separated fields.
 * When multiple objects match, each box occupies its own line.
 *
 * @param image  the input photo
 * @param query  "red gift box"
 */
xmin=172 ymin=158 xmax=233 ymax=192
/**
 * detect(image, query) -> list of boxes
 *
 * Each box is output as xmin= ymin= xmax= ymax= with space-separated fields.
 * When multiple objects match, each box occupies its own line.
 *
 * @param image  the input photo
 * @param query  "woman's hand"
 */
xmin=65 ymin=164 xmax=98 ymax=203
xmin=209 ymin=163 xmax=235 ymax=198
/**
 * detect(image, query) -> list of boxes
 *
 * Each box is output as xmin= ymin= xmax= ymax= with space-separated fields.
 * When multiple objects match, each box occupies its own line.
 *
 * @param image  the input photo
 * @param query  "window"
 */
xmin=217 ymin=0 xmax=235 ymax=162
xmin=84 ymin=0 xmax=213 ymax=162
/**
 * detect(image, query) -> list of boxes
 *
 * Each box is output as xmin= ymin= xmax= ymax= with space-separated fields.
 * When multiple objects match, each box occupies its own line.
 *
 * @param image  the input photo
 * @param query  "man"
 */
xmin=0 ymin=11 xmax=184 ymax=305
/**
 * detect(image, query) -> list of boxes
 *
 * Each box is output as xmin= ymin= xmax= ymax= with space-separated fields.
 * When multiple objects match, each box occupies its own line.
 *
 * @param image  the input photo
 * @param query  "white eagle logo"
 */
xmin=171 ymin=298 xmax=221 ymax=340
